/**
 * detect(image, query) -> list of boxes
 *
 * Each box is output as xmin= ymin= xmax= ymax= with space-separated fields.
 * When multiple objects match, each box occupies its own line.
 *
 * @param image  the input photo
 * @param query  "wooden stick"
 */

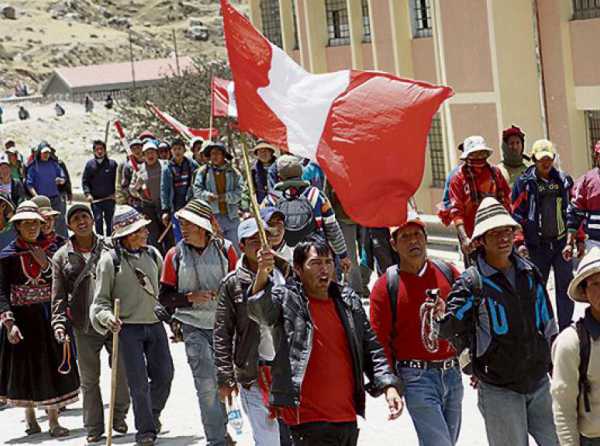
xmin=158 ymin=221 xmax=173 ymax=244
xmin=106 ymin=299 xmax=121 ymax=446
xmin=240 ymin=135 xmax=269 ymax=250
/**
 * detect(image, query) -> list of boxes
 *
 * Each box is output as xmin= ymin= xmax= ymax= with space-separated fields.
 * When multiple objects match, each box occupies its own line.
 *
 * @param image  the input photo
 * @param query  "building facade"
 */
xmin=245 ymin=0 xmax=600 ymax=213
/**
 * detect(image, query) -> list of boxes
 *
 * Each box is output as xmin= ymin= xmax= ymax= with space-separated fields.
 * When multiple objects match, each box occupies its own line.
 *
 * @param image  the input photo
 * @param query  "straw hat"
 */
xmin=175 ymin=199 xmax=214 ymax=234
xmin=31 ymin=195 xmax=60 ymax=217
xmin=111 ymin=205 xmax=151 ymax=239
xmin=471 ymin=197 xmax=520 ymax=240
xmin=9 ymin=200 xmax=45 ymax=223
xmin=252 ymin=140 xmax=279 ymax=156
xmin=568 ymin=247 xmax=600 ymax=303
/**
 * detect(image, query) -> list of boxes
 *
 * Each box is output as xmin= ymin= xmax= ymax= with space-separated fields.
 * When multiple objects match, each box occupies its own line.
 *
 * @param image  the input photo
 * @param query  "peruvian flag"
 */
xmin=221 ymin=0 xmax=453 ymax=226
xmin=212 ymin=77 xmax=238 ymax=118
xmin=146 ymin=102 xmax=220 ymax=140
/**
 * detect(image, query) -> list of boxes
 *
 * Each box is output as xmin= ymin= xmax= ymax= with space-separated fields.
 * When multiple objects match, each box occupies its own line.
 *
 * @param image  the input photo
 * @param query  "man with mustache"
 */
xmin=369 ymin=209 xmax=462 ymax=446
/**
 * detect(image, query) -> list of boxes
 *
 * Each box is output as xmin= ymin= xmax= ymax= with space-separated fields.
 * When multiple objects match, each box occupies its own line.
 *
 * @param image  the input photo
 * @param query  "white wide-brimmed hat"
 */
xmin=568 ymin=247 xmax=600 ymax=303
xmin=111 ymin=205 xmax=151 ymax=239
xmin=9 ymin=200 xmax=45 ymax=223
xmin=460 ymin=135 xmax=493 ymax=160
xmin=175 ymin=199 xmax=214 ymax=234
xmin=471 ymin=197 xmax=520 ymax=240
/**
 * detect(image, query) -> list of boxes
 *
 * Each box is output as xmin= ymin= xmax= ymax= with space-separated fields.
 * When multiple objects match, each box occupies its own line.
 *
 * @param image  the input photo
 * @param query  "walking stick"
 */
xmin=107 ymin=299 xmax=121 ymax=446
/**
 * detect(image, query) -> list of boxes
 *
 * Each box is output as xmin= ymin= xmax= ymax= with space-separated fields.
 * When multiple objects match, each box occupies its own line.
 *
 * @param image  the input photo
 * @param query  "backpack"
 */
xmin=276 ymin=187 xmax=318 ymax=247
xmin=575 ymin=318 xmax=592 ymax=413
xmin=109 ymin=244 xmax=161 ymax=275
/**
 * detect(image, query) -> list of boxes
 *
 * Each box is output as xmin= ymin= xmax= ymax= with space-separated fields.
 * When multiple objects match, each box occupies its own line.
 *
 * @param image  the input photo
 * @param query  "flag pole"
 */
xmin=240 ymin=134 xmax=269 ymax=250
xmin=106 ymin=299 xmax=121 ymax=446
xmin=209 ymin=74 xmax=215 ymax=142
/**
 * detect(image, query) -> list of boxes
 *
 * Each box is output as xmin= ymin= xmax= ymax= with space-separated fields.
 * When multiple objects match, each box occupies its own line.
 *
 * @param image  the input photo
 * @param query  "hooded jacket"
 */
xmin=247 ymin=277 xmax=402 ymax=415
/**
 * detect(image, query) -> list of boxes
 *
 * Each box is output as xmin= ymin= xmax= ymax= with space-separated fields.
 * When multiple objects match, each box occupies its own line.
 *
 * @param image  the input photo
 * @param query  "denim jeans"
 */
xmin=398 ymin=365 xmax=463 ymax=446
xmin=50 ymin=194 xmax=68 ymax=238
xmin=339 ymin=221 xmax=364 ymax=297
xmin=91 ymin=199 xmax=115 ymax=236
xmin=215 ymin=214 xmax=240 ymax=254
xmin=240 ymin=383 xmax=280 ymax=446
xmin=182 ymin=324 xmax=228 ymax=446
xmin=581 ymin=436 xmax=600 ymax=445
xmin=477 ymin=377 xmax=559 ymax=446
xmin=528 ymin=238 xmax=574 ymax=331
xmin=119 ymin=323 xmax=174 ymax=441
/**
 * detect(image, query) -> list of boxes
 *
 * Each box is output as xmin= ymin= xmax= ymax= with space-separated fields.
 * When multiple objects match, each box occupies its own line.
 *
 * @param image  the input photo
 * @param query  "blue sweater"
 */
xmin=82 ymin=157 xmax=118 ymax=199
xmin=26 ymin=160 xmax=64 ymax=198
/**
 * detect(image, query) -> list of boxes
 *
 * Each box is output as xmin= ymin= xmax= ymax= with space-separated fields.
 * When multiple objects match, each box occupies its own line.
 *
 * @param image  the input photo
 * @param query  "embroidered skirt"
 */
xmin=0 ymin=303 xmax=79 ymax=409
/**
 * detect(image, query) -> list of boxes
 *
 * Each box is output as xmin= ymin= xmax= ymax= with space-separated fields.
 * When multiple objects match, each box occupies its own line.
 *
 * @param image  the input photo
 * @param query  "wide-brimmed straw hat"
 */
xmin=9 ymin=200 xmax=45 ymax=223
xmin=31 ymin=195 xmax=60 ymax=217
xmin=111 ymin=205 xmax=151 ymax=239
xmin=568 ymin=247 xmax=600 ymax=303
xmin=471 ymin=197 xmax=520 ymax=240
xmin=175 ymin=199 xmax=214 ymax=234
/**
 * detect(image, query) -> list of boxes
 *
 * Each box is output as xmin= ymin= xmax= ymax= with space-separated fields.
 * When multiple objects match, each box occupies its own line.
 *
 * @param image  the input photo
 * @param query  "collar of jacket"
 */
xmin=66 ymin=234 xmax=105 ymax=255
xmin=236 ymin=254 xmax=290 ymax=285
xmin=522 ymin=164 xmax=563 ymax=183
xmin=477 ymin=251 xmax=532 ymax=278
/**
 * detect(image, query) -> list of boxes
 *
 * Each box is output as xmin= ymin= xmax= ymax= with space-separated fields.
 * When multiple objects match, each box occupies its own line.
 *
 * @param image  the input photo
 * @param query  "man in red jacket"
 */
xmin=369 ymin=212 xmax=463 ymax=446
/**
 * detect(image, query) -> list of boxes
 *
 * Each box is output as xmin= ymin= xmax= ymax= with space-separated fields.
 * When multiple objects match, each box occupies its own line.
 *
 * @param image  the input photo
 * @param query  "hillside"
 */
xmin=0 ymin=0 xmax=247 ymax=97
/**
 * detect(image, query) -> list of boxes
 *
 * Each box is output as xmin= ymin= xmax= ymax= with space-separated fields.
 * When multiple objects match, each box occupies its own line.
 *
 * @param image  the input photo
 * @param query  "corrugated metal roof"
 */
xmin=51 ymin=56 xmax=196 ymax=89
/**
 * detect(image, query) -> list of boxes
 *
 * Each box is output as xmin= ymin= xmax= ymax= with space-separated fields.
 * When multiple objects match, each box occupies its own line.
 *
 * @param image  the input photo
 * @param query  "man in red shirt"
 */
xmin=370 ymin=212 xmax=463 ymax=446
xmin=248 ymin=236 xmax=403 ymax=446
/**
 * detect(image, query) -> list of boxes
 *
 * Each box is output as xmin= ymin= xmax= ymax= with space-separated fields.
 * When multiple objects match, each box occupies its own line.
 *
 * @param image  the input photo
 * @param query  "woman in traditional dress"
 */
xmin=0 ymin=201 xmax=79 ymax=437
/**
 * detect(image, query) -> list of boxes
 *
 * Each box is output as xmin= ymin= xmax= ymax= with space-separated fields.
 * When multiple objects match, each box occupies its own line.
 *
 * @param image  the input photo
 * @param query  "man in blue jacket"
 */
xmin=160 ymin=138 xmax=198 ymax=242
xmin=82 ymin=140 xmax=118 ymax=235
xmin=512 ymin=139 xmax=575 ymax=330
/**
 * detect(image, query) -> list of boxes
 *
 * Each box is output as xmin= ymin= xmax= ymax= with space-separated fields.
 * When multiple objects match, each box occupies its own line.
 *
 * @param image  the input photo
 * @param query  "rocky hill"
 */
xmin=0 ymin=0 xmax=247 ymax=97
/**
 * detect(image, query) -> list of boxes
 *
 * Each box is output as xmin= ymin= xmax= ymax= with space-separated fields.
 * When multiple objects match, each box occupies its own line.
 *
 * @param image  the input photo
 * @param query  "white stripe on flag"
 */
xmin=226 ymin=81 xmax=238 ymax=118
xmin=258 ymin=44 xmax=350 ymax=161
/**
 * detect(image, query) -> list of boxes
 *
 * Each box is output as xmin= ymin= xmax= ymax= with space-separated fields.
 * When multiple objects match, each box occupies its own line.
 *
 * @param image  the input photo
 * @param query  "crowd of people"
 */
xmin=0 ymin=123 xmax=598 ymax=446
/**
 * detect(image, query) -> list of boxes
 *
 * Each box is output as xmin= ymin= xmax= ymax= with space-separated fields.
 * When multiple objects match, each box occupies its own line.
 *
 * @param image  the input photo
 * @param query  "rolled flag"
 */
xmin=212 ymin=77 xmax=238 ymax=119
xmin=146 ymin=101 xmax=219 ymax=141
xmin=220 ymin=0 xmax=453 ymax=227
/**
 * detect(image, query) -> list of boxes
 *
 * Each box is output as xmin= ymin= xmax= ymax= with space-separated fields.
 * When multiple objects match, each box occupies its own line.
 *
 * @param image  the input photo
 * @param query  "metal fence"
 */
xmin=573 ymin=0 xmax=600 ymax=19
xmin=428 ymin=115 xmax=446 ymax=188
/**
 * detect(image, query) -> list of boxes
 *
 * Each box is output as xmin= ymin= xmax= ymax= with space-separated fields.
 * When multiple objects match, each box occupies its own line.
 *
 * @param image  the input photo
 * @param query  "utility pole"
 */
xmin=172 ymin=29 xmax=181 ymax=76
xmin=128 ymin=27 xmax=137 ymax=90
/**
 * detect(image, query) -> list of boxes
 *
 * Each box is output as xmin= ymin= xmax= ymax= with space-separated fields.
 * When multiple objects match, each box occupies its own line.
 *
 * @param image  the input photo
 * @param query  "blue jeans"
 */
xmin=182 ymin=324 xmax=227 ymax=446
xmin=477 ymin=377 xmax=559 ymax=446
xmin=528 ymin=238 xmax=574 ymax=331
xmin=398 ymin=365 xmax=463 ymax=446
xmin=50 ymin=194 xmax=68 ymax=238
xmin=119 ymin=323 xmax=174 ymax=441
xmin=91 ymin=199 xmax=115 ymax=235
xmin=215 ymin=214 xmax=240 ymax=254
xmin=240 ymin=383 xmax=280 ymax=446
xmin=582 ymin=436 xmax=600 ymax=445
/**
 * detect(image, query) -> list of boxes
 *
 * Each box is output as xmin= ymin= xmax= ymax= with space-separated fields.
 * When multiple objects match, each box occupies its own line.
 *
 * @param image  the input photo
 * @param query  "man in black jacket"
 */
xmin=437 ymin=197 xmax=559 ymax=446
xmin=248 ymin=236 xmax=403 ymax=446
xmin=82 ymin=140 xmax=118 ymax=235
xmin=214 ymin=217 xmax=290 ymax=445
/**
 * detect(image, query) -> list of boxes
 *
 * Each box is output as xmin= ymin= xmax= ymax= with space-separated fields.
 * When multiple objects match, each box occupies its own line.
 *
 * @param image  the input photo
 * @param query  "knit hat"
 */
xmin=111 ymin=205 xmax=151 ymax=239
xmin=9 ymin=200 xmax=45 ymax=223
xmin=175 ymin=199 xmax=214 ymax=234
xmin=67 ymin=203 xmax=93 ymax=223
xmin=31 ymin=195 xmax=60 ymax=217
xmin=502 ymin=125 xmax=525 ymax=142
xmin=276 ymin=155 xmax=303 ymax=180
xmin=568 ymin=247 xmax=600 ymax=303
xmin=471 ymin=197 xmax=520 ymax=240
xmin=460 ymin=136 xmax=493 ymax=160
xmin=530 ymin=139 xmax=556 ymax=161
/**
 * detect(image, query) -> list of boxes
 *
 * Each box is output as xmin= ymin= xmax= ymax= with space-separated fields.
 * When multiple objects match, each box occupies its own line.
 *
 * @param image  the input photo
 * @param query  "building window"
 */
xmin=411 ymin=0 xmax=433 ymax=38
xmin=291 ymin=0 xmax=299 ymax=50
xmin=587 ymin=111 xmax=600 ymax=163
xmin=573 ymin=0 xmax=600 ymax=20
xmin=260 ymin=0 xmax=283 ymax=48
xmin=428 ymin=115 xmax=446 ymax=188
xmin=362 ymin=0 xmax=371 ymax=43
xmin=326 ymin=0 xmax=351 ymax=46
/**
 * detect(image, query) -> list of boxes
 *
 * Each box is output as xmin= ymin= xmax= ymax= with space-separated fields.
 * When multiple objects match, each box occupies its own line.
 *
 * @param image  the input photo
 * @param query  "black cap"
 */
xmin=67 ymin=203 xmax=93 ymax=223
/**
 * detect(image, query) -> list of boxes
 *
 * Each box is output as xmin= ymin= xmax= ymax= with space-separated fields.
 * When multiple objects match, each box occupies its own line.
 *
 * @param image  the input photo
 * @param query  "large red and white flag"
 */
xmin=146 ymin=102 xmax=219 ymax=140
xmin=212 ymin=77 xmax=238 ymax=118
xmin=221 ymin=0 xmax=453 ymax=226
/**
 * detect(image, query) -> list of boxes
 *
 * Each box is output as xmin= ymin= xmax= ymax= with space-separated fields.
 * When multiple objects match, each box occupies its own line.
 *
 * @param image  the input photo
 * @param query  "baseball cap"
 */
xmin=142 ymin=141 xmax=158 ymax=153
xmin=237 ymin=217 xmax=273 ymax=242
xmin=260 ymin=207 xmax=285 ymax=224
xmin=530 ymin=139 xmax=556 ymax=161
xmin=389 ymin=208 xmax=426 ymax=239
xmin=129 ymin=138 xmax=143 ymax=148
xmin=67 ymin=203 xmax=93 ymax=223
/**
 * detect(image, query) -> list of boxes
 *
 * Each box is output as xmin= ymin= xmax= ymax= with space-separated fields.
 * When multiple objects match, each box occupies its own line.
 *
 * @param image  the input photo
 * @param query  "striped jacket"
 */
xmin=567 ymin=167 xmax=600 ymax=241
